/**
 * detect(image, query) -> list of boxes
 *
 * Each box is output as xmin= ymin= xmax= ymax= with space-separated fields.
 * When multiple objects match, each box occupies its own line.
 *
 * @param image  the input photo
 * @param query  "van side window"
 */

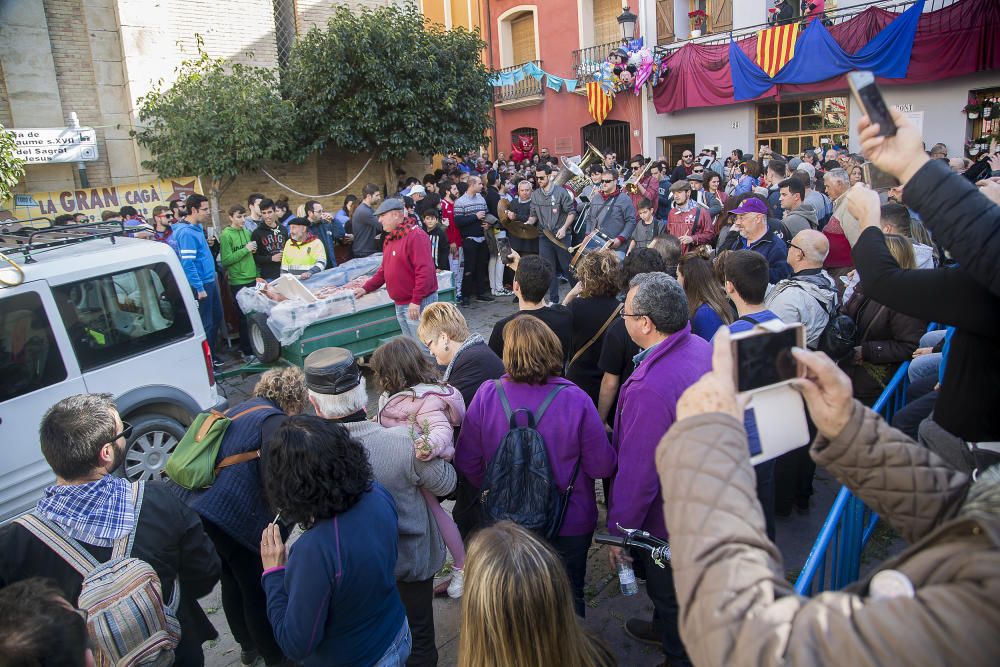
xmin=0 ymin=291 xmax=68 ymax=401
xmin=52 ymin=262 xmax=194 ymax=371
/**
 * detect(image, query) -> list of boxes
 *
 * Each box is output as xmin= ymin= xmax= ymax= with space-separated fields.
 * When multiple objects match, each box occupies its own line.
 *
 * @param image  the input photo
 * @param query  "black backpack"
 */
xmin=812 ymin=295 xmax=857 ymax=362
xmin=479 ymin=381 xmax=578 ymax=540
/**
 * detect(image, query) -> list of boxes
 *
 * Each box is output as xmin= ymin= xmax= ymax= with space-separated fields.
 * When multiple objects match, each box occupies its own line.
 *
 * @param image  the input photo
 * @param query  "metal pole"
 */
xmin=68 ymin=111 xmax=89 ymax=188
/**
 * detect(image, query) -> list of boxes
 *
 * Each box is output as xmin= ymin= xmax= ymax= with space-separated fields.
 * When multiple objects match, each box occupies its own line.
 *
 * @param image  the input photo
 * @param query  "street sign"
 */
xmin=13 ymin=194 xmax=37 ymax=207
xmin=7 ymin=127 xmax=99 ymax=164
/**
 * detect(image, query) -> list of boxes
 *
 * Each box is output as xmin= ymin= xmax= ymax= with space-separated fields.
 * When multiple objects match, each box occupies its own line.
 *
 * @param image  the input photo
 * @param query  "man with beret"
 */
xmin=665 ymin=180 xmax=714 ymax=253
xmin=280 ymin=216 xmax=327 ymax=280
xmin=688 ymin=172 xmax=723 ymax=220
xmin=353 ymin=199 xmax=439 ymax=341
xmin=304 ymin=347 xmax=456 ymax=667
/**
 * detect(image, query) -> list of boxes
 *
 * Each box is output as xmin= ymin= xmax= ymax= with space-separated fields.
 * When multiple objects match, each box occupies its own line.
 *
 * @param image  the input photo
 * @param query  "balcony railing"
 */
xmin=493 ymin=60 xmax=544 ymax=108
xmin=654 ymin=0 xmax=953 ymax=58
xmin=571 ymin=40 xmax=621 ymax=89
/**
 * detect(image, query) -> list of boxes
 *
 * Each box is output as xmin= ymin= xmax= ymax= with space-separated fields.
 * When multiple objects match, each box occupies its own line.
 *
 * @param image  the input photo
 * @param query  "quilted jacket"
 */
xmin=655 ymin=402 xmax=1000 ymax=667
xmin=376 ymin=383 xmax=465 ymax=461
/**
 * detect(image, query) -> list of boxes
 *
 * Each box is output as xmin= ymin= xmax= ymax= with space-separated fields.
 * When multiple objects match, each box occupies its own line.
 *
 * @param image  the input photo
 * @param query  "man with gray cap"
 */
xmin=353 ymin=198 xmax=438 ymax=341
xmin=666 ymin=179 xmax=714 ymax=253
xmin=304 ymin=347 xmax=456 ymax=667
xmin=606 ymin=272 xmax=712 ymax=665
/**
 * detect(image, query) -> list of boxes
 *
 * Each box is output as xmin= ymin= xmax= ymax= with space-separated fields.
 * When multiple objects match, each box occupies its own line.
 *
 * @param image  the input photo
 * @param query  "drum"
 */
xmin=569 ymin=229 xmax=614 ymax=274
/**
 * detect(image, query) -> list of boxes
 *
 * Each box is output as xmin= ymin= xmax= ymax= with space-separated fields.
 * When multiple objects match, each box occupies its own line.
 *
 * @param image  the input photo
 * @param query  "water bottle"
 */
xmin=617 ymin=561 xmax=638 ymax=596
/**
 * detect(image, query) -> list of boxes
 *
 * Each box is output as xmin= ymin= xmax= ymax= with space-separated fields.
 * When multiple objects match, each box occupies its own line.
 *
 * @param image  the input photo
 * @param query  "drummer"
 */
xmin=505 ymin=180 xmax=539 ymax=256
xmin=527 ymin=164 xmax=577 ymax=304
xmin=588 ymin=168 xmax=638 ymax=260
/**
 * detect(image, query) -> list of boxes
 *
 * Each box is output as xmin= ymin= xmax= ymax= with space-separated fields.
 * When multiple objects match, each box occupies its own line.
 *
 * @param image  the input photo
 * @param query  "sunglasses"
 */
xmin=683 ymin=154 xmax=693 ymax=158
xmin=601 ymin=179 xmax=616 ymax=184
xmin=693 ymin=169 xmax=704 ymax=173
xmin=108 ymin=422 xmax=133 ymax=444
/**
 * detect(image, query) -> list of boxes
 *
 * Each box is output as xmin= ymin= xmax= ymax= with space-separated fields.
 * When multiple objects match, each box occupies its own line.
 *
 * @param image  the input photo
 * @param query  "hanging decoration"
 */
xmin=730 ymin=0 xmax=924 ymax=100
xmin=756 ymin=23 xmax=799 ymax=78
xmin=490 ymin=37 xmax=666 ymax=97
xmin=586 ymin=82 xmax=613 ymax=125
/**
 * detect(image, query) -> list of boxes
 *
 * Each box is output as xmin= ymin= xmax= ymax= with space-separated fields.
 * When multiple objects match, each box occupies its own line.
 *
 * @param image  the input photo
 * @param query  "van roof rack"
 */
xmin=0 ymin=219 xmax=126 ymax=263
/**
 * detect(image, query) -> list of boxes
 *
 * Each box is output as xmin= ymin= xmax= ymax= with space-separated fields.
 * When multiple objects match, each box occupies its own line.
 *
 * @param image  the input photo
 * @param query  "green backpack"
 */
xmin=165 ymin=405 xmax=271 ymax=490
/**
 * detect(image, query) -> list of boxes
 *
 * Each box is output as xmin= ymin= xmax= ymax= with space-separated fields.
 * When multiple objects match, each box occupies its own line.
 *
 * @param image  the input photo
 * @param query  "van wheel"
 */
xmin=249 ymin=313 xmax=281 ymax=363
xmin=124 ymin=415 xmax=186 ymax=481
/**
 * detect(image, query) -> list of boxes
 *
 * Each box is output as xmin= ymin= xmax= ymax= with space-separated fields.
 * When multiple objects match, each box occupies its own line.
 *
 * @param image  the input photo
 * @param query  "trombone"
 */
xmin=624 ymin=159 xmax=653 ymax=195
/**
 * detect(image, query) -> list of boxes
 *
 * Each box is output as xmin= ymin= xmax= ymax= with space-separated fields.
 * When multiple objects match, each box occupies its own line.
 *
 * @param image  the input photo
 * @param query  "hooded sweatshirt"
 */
xmin=782 ymin=202 xmax=819 ymax=236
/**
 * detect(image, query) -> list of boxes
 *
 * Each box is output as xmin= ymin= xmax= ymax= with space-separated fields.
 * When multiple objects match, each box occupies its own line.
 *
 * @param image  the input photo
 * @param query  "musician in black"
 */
xmin=573 ymin=165 xmax=605 ymax=246
xmin=528 ymin=164 xmax=577 ymax=303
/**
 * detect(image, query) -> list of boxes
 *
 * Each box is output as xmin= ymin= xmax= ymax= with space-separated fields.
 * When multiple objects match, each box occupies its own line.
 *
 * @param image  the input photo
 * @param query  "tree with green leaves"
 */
xmin=283 ymin=2 xmax=493 ymax=175
xmin=0 ymin=123 xmax=26 ymax=204
xmin=132 ymin=39 xmax=295 ymax=229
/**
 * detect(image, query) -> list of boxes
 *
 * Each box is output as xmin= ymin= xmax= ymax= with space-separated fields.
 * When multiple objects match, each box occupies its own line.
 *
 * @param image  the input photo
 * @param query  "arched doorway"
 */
xmin=582 ymin=120 xmax=630 ymax=164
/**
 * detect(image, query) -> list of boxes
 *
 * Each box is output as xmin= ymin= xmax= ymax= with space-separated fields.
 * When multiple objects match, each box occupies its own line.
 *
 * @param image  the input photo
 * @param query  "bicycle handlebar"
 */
xmin=594 ymin=525 xmax=672 ymax=568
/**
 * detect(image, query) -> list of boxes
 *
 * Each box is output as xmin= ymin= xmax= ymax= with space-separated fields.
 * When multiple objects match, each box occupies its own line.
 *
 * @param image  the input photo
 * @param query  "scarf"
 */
xmin=36 ymin=475 xmax=135 ymax=547
xmin=287 ymin=233 xmax=318 ymax=248
xmin=386 ymin=217 xmax=417 ymax=242
xmin=442 ymin=333 xmax=486 ymax=382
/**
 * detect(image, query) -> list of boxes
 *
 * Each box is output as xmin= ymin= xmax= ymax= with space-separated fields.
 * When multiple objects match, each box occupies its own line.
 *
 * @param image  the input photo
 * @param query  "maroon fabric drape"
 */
xmin=653 ymin=0 xmax=1000 ymax=114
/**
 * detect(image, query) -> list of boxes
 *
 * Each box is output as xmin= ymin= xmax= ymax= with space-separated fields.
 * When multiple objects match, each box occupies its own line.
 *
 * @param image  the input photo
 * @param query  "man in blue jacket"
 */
xmin=607 ymin=272 xmax=712 ymax=667
xmin=722 ymin=197 xmax=792 ymax=283
xmin=172 ymin=194 xmax=222 ymax=363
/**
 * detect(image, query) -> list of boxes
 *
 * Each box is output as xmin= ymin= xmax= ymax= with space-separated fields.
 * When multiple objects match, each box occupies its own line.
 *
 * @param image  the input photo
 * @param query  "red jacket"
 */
xmin=363 ymin=225 xmax=438 ymax=305
xmin=441 ymin=198 xmax=461 ymax=246
xmin=822 ymin=217 xmax=854 ymax=268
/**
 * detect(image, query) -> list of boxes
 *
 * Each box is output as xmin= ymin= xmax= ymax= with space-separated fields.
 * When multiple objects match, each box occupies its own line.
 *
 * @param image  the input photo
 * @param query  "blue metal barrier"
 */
xmin=793 ymin=359 xmax=914 ymax=595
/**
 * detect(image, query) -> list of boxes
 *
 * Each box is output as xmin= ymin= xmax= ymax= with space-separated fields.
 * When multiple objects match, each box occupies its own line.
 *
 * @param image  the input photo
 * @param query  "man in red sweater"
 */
xmin=354 ymin=199 xmax=439 ymax=341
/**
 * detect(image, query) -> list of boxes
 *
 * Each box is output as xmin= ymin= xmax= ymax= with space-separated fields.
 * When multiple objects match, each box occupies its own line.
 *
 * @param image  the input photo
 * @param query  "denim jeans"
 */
xmin=538 ymin=235 xmax=573 ymax=303
xmin=373 ymin=620 xmax=411 ymax=667
xmin=395 ymin=293 xmax=439 ymax=342
xmin=908 ymin=329 xmax=947 ymax=382
xmin=196 ymin=281 xmax=223 ymax=358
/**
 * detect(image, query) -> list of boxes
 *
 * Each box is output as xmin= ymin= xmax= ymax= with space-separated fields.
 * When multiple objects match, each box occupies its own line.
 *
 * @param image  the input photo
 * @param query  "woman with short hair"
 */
xmin=454 ymin=316 xmax=616 ymax=617
xmin=260 ymin=416 xmax=409 ymax=666
xmin=458 ymin=521 xmax=616 ymax=667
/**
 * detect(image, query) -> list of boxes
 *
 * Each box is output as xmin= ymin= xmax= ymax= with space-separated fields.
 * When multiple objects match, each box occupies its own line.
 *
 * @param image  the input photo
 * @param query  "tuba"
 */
xmin=554 ymin=142 xmax=605 ymax=195
xmin=624 ymin=159 xmax=653 ymax=195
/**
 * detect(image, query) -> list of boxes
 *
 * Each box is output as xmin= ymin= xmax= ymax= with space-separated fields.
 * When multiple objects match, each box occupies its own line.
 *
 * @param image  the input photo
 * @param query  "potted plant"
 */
xmin=963 ymin=97 xmax=983 ymax=119
xmin=983 ymin=100 xmax=999 ymax=120
xmin=689 ymin=9 xmax=707 ymax=37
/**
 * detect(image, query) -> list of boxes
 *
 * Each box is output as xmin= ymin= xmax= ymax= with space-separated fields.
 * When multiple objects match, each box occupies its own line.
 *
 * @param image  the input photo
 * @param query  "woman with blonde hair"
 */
xmin=563 ymin=250 xmax=622 ymax=406
xmin=455 ymin=316 xmax=615 ymax=616
xmin=458 ymin=521 xmax=615 ymax=667
xmin=171 ymin=366 xmax=308 ymax=666
xmin=842 ymin=234 xmax=925 ymax=404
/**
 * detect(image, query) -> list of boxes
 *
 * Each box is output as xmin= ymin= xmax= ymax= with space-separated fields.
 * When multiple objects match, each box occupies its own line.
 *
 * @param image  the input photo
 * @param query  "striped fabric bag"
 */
xmin=15 ymin=482 xmax=181 ymax=666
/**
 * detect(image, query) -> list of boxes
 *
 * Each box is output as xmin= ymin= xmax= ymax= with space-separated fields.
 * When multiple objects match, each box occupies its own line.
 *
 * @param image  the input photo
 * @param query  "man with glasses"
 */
xmin=627 ymin=155 xmax=659 ymax=218
xmin=764 ymin=229 xmax=837 ymax=349
xmin=606 ymin=272 xmax=711 ymax=667
xmin=670 ymin=149 xmax=697 ymax=184
xmin=173 ymin=193 xmax=225 ymax=363
xmin=588 ymin=168 xmax=637 ymax=262
xmin=527 ymin=164 xmax=577 ymax=303
xmin=0 ymin=394 xmax=221 ymax=664
xmin=151 ymin=205 xmax=175 ymax=248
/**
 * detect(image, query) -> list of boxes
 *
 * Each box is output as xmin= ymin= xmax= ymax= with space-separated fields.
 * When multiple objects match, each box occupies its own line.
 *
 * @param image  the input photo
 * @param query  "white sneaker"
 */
xmin=447 ymin=567 xmax=464 ymax=598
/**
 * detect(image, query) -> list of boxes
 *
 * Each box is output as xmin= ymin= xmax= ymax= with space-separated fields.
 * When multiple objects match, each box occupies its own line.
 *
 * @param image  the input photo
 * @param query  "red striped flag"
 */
xmin=587 ymin=82 xmax=613 ymax=126
xmin=756 ymin=23 xmax=799 ymax=77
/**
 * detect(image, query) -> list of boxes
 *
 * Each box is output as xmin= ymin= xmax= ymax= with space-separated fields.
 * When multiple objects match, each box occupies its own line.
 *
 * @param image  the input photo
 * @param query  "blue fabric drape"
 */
xmin=731 ymin=0 xmax=924 ymax=100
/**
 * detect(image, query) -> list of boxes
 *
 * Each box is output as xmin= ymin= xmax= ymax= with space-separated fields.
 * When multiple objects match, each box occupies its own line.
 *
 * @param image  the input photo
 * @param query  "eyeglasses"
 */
xmin=601 ymin=179 xmax=616 ymax=184
xmin=621 ymin=311 xmax=646 ymax=319
xmin=107 ymin=422 xmax=133 ymax=444
xmin=789 ymin=243 xmax=804 ymax=254
xmin=682 ymin=153 xmax=693 ymax=158
xmin=693 ymin=169 xmax=704 ymax=173
xmin=423 ymin=338 xmax=435 ymax=349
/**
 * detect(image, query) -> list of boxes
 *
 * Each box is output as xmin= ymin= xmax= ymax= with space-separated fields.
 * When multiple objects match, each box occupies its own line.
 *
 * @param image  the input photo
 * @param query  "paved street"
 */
xmin=203 ymin=287 xmax=840 ymax=666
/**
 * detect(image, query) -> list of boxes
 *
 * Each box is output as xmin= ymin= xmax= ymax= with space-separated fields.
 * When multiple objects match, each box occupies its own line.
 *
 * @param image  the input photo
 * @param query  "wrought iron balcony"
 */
xmin=493 ymin=60 xmax=544 ymax=109
xmin=571 ymin=41 xmax=620 ymax=92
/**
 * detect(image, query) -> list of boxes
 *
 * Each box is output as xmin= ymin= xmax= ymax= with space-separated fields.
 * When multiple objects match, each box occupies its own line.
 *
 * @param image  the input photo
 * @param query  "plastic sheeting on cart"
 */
xmin=235 ymin=255 xmax=454 ymax=346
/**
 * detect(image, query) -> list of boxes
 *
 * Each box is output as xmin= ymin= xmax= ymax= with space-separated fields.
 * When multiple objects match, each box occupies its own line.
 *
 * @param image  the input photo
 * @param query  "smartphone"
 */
xmin=496 ymin=236 xmax=514 ymax=265
xmin=963 ymin=158 xmax=993 ymax=183
xmin=847 ymin=71 xmax=896 ymax=137
xmin=862 ymin=162 xmax=900 ymax=191
xmin=731 ymin=323 xmax=805 ymax=393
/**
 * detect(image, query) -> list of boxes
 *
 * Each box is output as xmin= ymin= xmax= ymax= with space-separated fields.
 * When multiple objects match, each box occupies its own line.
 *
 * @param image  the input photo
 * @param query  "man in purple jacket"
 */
xmin=608 ymin=272 xmax=712 ymax=667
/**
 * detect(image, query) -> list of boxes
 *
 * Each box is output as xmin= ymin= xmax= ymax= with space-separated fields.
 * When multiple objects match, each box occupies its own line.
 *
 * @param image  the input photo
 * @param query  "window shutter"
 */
xmin=594 ymin=0 xmax=621 ymax=45
xmin=511 ymin=14 xmax=536 ymax=65
xmin=656 ymin=0 xmax=675 ymax=44
xmin=711 ymin=0 xmax=733 ymax=34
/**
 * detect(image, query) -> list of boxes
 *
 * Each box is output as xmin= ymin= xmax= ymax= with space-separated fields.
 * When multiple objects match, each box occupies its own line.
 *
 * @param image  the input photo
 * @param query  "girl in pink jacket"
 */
xmin=371 ymin=337 xmax=468 ymax=597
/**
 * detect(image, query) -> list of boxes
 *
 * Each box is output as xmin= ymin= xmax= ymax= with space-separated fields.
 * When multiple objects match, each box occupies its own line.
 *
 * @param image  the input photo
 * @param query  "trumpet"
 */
xmin=624 ymin=159 xmax=653 ymax=195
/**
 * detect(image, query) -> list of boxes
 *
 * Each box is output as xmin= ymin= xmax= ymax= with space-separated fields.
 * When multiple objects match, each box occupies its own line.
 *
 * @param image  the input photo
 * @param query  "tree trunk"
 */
xmin=383 ymin=158 xmax=393 ymax=198
xmin=208 ymin=176 xmax=222 ymax=233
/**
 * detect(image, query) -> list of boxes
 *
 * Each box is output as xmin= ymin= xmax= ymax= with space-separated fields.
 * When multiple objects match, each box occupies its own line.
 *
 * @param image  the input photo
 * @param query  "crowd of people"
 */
xmin=2 ymin=108 xmax=999 ymax=667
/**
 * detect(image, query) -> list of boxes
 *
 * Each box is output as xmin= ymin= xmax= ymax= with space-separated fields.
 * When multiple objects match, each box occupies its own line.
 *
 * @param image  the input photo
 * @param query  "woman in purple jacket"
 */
xmin=454 ymin=316 xmax=616 ymax=617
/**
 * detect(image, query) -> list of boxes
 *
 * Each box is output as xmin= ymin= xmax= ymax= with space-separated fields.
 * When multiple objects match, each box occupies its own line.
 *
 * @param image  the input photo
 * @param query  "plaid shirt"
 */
xmin=36 ymin=475 xmax=135 ymax=547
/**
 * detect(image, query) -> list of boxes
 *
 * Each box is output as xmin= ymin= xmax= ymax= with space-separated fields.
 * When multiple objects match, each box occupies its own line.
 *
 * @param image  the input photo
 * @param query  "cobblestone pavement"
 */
xmin=204 ymin=287 xmax=840 ymax=666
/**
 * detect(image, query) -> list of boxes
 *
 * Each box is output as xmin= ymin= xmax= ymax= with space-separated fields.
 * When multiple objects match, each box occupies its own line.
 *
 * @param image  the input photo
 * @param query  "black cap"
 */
xmin=304 ymin=348 xmax=361 ymax=394
xmin=287 ymin=216 xmax=313 ymax=228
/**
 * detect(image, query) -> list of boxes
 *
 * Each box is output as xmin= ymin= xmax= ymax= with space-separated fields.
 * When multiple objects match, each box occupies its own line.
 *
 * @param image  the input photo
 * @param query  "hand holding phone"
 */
xmin=730 ymin=323 xmax=805 ymax=394
xmin=854 ymin=73 xmax=930 ymax=186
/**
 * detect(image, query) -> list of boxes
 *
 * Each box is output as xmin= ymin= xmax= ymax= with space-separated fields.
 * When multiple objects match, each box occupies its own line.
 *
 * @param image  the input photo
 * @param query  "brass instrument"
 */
xmin=497 ymin=198 xmax=539 ymax=240
xmin=554 ymin=142 xmax=605 ymax=195
xmin=624 ymin=159 xmax=653 ymax=195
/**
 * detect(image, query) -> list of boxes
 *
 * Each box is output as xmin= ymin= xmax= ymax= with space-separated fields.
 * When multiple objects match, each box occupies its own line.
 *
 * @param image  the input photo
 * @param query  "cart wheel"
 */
xmin=249 ymin=313 xmax=280 ymax=363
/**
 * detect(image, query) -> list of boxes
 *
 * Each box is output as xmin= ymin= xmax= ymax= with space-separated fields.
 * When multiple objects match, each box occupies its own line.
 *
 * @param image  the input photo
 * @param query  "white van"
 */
xmin=0 ymin=227 xmax=226 ymax=522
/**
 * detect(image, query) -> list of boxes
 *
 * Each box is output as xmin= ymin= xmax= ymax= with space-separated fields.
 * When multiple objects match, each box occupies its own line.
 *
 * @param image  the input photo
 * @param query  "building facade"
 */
xmin=639 ymin=0 xmax=1000 ymax=164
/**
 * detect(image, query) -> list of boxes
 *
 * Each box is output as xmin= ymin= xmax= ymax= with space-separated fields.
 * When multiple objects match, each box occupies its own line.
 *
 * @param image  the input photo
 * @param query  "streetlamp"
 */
xmin=617 ymin=2 xmax=637 ymax=43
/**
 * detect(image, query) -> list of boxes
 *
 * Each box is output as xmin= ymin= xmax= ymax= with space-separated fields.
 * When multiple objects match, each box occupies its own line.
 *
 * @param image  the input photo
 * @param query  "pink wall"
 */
xmin=488 ymin=0 xmax=643 ymax=159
